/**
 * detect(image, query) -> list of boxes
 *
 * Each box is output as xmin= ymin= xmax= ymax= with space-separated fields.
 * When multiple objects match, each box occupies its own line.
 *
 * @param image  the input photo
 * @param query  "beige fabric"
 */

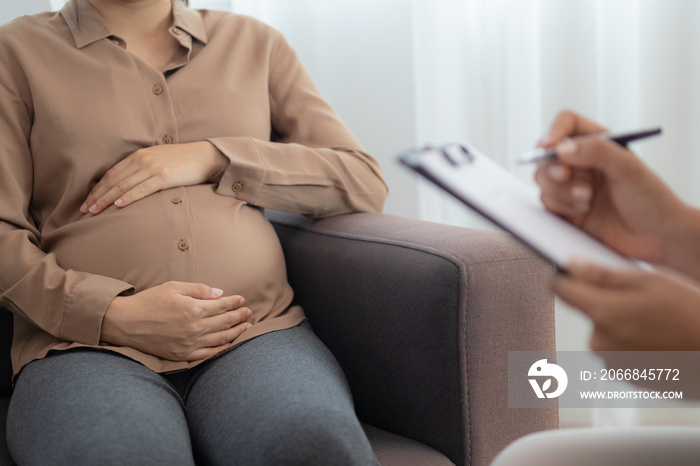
xmin=0 ymin=0 xmax=387 ymax=376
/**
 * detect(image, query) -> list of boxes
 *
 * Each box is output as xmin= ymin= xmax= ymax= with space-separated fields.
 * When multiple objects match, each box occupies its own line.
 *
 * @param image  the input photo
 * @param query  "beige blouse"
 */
xmin=0 ymin=0 xmax=387 ymax=377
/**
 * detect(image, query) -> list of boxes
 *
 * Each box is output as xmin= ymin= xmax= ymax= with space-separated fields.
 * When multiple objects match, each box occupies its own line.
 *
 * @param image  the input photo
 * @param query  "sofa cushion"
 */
xmin=363 ymin=423 xmax=454 ymax=466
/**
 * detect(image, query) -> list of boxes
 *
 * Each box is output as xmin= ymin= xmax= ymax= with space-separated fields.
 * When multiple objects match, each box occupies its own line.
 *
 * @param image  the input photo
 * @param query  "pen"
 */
xmin=516 ymin=127 xmax=663 ymax=165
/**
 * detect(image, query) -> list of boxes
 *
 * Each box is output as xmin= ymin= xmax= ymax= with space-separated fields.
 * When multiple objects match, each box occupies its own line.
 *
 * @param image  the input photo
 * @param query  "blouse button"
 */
xmin=153 ymin=84 xmax=163 ymax=95
xmin=171 ymin=196 xmax=183 ymax=204
xmin=178 ymin=240 xmax=189 ymax=251
xmin=162 ymin=135 xmax=173 ymax=144
xmin=231 ymin=182 xmax=243 ymax=193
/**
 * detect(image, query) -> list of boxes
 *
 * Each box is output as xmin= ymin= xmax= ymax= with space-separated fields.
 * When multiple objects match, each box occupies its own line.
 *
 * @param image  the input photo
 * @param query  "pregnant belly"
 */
xmin=41 ymin=185 xmax=290 ymax=307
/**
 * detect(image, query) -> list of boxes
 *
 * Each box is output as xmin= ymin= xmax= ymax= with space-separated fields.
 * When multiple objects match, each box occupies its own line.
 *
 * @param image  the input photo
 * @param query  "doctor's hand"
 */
xmin=534 ymin=110 xmax=691 ymax=268
xmin=555 ymin=259 xmax=700 ymax=352
xmin=81 ymin=141 xmax=228 ymax=215
xmin=101 ymin=281 xmax=252 ymax=362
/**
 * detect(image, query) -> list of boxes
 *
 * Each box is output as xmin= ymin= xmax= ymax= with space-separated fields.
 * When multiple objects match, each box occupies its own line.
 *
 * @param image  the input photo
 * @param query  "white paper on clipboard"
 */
xmin=399 ymin=143 xmax=638 ymax=271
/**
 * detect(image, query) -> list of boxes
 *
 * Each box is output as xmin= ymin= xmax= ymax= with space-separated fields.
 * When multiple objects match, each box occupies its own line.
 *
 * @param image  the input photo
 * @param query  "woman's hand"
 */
xmin=101 ymin=281 xmax=252 ymax=362
xmin=555 ymin=260 xmax=700 ymax=352
xmin=534 ymin=110 xmax=689 ymax=266
xmin=81 ymin=141 xmax=228 ymax=215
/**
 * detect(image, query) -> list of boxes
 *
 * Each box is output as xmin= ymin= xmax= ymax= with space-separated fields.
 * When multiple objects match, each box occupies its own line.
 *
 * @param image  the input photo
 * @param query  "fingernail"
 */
xmin=245 ymin=324 xmax=253 ymax=331
xmin=114 ymin=198 xmax=124 ymax=207
xmin=239 ymin=297 xmax=246 ymax=306
xmin=246 ymin=309 xmax=252 ymax=318
xmin=80 ymin=203 xmax=88 ymax=213
xmin=211 ymin=287 xmax=224 ymax=297
xmin=547 ymin=164 xmax=567 ymax=182
xmin=571 ymin=186 xmax=592 ymax=201
xmin=556 ymin=138 xmax=577 ymax=158
xmin=538 ymin=134 xmax=551 ymax=148
xmin=88 ymin=204 xmax=98 ymax=214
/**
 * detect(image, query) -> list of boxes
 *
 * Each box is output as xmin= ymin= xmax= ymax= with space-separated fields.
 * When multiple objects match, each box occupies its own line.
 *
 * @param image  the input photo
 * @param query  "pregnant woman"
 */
xmin=0 ymin=0 xmax=387 ymax=464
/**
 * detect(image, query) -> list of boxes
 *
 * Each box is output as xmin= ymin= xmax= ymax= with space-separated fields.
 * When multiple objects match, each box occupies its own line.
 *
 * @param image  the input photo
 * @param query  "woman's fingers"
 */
xmin=81 ymin=148 xmax=167 ymax=214
xmin=85 ymin=172 xmax=160 ymax=214
xmin=198 ymin=295 xmax=247 ymax=319
xmin=81 ymin=156 xmax=139 ymax=213
xmin=535 ymin=162 xmax=594 ymax=220
xmin=202 ymin=320 xmax=253 ymax=348
xmin=542 ymin=110 xmax=608 ymax=147
xmin=169 ymin=282 xmax=230 ymax=300
xmin=174 ymin=302 xmax=252 ymax=361
xmin=566 ymin=259 xmax=644 ymax=287
xmin=81 ymin=142 xmax=228 ymax=215
xmin=185 ymin=325 xmax=251 ymax=361
xmin=184 ymin=319 xmax=253 ymax=362
xmin=204 ymin=305 xmax=252 ymax=330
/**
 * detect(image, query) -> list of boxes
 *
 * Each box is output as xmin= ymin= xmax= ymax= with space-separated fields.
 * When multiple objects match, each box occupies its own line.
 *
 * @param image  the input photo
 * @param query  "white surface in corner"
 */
xmin=0 ymin=0 xmax=50 ymax=24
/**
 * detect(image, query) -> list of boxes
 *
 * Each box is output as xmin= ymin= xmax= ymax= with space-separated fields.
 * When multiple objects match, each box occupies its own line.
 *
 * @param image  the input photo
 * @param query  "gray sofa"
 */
xmin=0 ymin=211 xmax=558 ymax=465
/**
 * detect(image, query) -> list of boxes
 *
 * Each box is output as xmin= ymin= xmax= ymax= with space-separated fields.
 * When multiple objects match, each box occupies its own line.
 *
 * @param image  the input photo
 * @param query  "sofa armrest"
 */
xmin=267 ymin=211 xmax=557 ymax=466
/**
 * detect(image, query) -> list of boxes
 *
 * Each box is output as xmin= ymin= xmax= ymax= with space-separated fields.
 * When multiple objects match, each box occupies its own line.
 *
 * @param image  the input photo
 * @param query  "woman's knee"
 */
xmin=7 ymin=350 xmax=194 ymax=466
xmin=207 ymin=404 xmax=377 ymax=466
xmin=8 ymin=418 xmax=193 ymax=466
xmin=265 ymin=406 xmax=378 ymax=465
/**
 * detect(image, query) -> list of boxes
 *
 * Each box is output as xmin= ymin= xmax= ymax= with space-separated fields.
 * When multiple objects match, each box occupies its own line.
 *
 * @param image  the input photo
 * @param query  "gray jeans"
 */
xmin=7 ymin=322 xmax=378 ymax=466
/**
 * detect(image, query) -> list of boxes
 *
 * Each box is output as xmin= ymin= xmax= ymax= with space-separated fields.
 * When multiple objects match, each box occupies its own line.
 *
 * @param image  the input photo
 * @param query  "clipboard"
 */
xmin=399 ymin=143 xmax=639 ymax=271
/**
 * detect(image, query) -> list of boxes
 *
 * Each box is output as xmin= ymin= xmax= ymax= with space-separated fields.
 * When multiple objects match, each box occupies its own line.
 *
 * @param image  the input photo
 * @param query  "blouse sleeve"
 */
xmin=206 ymin=30 xmax=388 ymax=218
xmin=0 ymin=58 xmax=133 ymax=346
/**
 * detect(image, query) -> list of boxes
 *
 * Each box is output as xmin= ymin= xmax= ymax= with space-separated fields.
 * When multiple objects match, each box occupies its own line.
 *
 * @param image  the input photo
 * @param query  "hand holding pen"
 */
xmin=534 ymin=111 xmax=700 ymax=354
xmin=518 ymin=127 xmax=662 ymax=165
xmin=531 ymin=111 xmax=688 ymax=269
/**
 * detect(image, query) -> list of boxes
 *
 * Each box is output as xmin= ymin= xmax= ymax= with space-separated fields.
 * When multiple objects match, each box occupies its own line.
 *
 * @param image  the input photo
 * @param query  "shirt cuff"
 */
xmin=60 ymin=274 xmax=134 ymax=346
xmin=207 ymin=137 xmax=266 ymax=204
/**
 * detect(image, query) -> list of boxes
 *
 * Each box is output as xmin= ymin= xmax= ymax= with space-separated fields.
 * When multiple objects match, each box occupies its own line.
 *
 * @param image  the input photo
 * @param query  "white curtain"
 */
xmin=413 ymin=0 xmax=700 ymax=228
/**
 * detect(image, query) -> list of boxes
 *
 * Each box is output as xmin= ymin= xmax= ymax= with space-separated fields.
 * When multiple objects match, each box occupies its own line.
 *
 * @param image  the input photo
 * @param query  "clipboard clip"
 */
xmin=441 ymin=144 xmax=474 ymax=166
xmin=399 ymin=143 xmax=475 ymax=169
xmin=421 ymin=143 xmax=474 ymax=167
